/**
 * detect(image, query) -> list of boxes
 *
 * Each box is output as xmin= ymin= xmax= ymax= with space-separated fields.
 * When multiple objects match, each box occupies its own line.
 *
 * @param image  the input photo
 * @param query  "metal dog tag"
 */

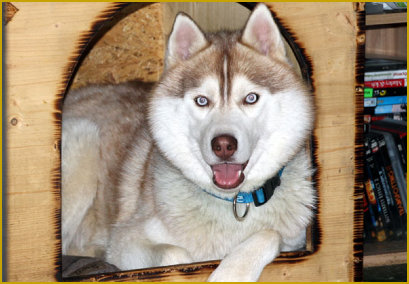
xmin=233 ymin=194 xmax=250 ymax=221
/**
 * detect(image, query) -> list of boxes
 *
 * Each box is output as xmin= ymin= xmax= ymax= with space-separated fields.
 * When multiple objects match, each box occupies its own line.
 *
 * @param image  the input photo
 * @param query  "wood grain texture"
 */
xmin=5 ymin=2 xmax=364 ymax=282
xmin=364 ymin=252 xmax=407 ymax=267
xmin=366 ymin=25 xmax=407 ymax=60
xmin=5 ymin=2 xmax=122 ymax=281
xmin=5 ymin=2 xmax=19 ymax=24
xmin=366 ymin=12 xmax=407 ymax=26
xmin=258 ymin=2 xmax=364 ymax=281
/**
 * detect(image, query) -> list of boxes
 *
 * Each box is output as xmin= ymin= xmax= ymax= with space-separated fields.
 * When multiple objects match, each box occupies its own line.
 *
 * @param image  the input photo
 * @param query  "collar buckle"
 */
xmin=252 ymin=174 xmax=281 ymax=207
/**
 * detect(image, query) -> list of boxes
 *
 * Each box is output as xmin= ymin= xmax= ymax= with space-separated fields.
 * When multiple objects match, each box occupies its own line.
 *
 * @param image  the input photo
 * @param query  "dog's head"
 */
xmin=149 ymin=4 xmax=314 ymax=197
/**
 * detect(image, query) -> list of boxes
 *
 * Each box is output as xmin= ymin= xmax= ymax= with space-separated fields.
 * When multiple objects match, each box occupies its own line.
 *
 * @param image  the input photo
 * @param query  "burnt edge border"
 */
xmin=52 ymin=2 xmax=132 ymax=281
xmin=54 ymin=2 xmax=321 ymax=282
xmin=352 ymin=2 xmax=366 ymax=282
xmin=63 ymin=253 xmax=311 ymax=282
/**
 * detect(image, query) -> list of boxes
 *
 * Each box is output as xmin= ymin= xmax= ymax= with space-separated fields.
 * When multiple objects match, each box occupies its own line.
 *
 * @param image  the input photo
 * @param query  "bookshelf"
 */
xmin=363 ymin=4 xmax=407 ymax=280
xmin=366 ymin=12 xmax=407 ymax=26
xmin=366 ymin=11 xmax=407 ymax=60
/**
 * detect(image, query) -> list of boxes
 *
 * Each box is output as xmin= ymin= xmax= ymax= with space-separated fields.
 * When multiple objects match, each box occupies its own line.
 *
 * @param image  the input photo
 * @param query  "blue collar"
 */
xmin=203 ymin=167 xmax=284 ymax=207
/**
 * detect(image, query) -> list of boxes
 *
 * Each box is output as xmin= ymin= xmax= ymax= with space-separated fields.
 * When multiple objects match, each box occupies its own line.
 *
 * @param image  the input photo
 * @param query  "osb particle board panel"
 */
xmin=71 ymin=3 xmax=165 ymax=89
xmin=70 ymin=3 xmax=253 ymax=89
xmin=5 ymin=2 xmax=364 ymax=282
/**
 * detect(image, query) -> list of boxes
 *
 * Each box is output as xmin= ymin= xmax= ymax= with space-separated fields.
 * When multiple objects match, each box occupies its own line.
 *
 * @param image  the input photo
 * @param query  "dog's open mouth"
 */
xmin=211 ymin=162 xmax=247 ymax=189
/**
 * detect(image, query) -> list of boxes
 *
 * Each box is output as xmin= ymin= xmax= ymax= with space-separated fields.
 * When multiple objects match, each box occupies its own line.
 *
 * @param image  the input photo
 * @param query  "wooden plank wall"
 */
xmin=258 ymin=3 xmax=365 ymax=280
xmin=5 ymin=3 xmax=122 ymax=281
xmin=4 ymin=2 xmax=364 ymax=282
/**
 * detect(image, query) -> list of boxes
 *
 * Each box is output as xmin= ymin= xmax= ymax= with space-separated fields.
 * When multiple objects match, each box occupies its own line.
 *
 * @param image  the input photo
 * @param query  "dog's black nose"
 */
xmin=211 ymin=135 xmax=237 ymax=160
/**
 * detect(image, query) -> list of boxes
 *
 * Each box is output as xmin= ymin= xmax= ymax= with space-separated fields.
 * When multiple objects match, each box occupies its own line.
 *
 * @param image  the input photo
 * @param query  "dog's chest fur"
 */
xmin=118 ymin=145 xmax=314 ymax=262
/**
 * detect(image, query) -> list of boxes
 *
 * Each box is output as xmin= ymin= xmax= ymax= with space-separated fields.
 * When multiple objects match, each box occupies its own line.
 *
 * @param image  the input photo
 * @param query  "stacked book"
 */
xmin=364 ymin=120 xmax=407 ymax=242
xmin=363 ymin=60 xmax=407 ymax=242
xmin=364 ymin=60 xmax=407 ymax=120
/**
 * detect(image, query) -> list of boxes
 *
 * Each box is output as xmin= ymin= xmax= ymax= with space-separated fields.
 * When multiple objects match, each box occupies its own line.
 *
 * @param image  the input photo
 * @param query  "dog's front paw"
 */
xmin=207 ymin=265 xmax=259 ymax=282
xmin=158 ymin=244 xmax=193 ymax=267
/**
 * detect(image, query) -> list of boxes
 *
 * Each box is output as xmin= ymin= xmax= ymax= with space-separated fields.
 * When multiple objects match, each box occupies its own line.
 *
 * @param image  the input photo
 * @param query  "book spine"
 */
xmin=364 ymin=96 xmax=407 ymax=108
xmin=376 ymin=96 xmax=407 ymax=106
xmin=396 ymin=138 xmax=407 ymax=174
xmin=364 ymin=78 xmax=407 ymax=88
xmin=364 ymin=139 xmax=388 ymax=242
xmin=364 ymin=98 xmax=377 ymax=107
xmin=374 ymin=104 xmax=407 ymax=115
xmin=384 ymin=159 xmax=406 ymax=223
xmin=364 ymin=69 xmax=407 ymax=81
xmin=370 ymin=128 xmax=407 ymax=213
xmin=365 ymin=137 xmax=394 ymax=239
xmin=373 ymin=87 xmax=407 ymax=97
xmin=364 ymin=162 xmax=387 ymax=241
xmin=370 ymin=124 xmax=407 ymax=139
xmin=363 ymin=186 xmax=381 ymax=241
xmin=364 ymin=88 xmax=373 ymax=98
xmin=372 ymin=133 xmax=405 ymax=239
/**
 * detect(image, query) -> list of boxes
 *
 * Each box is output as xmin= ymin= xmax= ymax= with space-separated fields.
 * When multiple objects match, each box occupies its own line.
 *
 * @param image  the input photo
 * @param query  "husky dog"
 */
xmin=62 ymin=4 xmax=315 ymax=281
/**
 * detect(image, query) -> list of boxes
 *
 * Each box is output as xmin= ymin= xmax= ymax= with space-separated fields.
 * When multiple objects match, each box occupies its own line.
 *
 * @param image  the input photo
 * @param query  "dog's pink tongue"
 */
xmin=212 ymin=163 xmax=244 ymax=189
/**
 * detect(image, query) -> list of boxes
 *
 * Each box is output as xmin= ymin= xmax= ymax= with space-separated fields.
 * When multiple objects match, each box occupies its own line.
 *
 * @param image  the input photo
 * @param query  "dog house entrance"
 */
xmin=61 ymin=2 xmax=318 ymax=280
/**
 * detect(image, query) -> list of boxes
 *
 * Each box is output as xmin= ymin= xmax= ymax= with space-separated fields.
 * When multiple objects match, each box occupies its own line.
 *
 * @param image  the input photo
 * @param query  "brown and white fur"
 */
xmin=62 ymin=4 xmax=315 ymax=281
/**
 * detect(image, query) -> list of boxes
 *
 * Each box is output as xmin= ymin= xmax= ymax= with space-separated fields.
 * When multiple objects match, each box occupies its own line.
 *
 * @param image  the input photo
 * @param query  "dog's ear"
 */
xmin=241 ymin=4 xmax=286 ymax=61
xmin=166 ymin=13 xmax=208 ymax=69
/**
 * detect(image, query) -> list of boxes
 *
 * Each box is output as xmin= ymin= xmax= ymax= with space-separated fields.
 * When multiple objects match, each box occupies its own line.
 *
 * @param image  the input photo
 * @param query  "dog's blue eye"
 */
xmin=244 ymin=93 xmax=259 ymax=104
xmin=195 ymin=96 xmax=209 ymax=107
